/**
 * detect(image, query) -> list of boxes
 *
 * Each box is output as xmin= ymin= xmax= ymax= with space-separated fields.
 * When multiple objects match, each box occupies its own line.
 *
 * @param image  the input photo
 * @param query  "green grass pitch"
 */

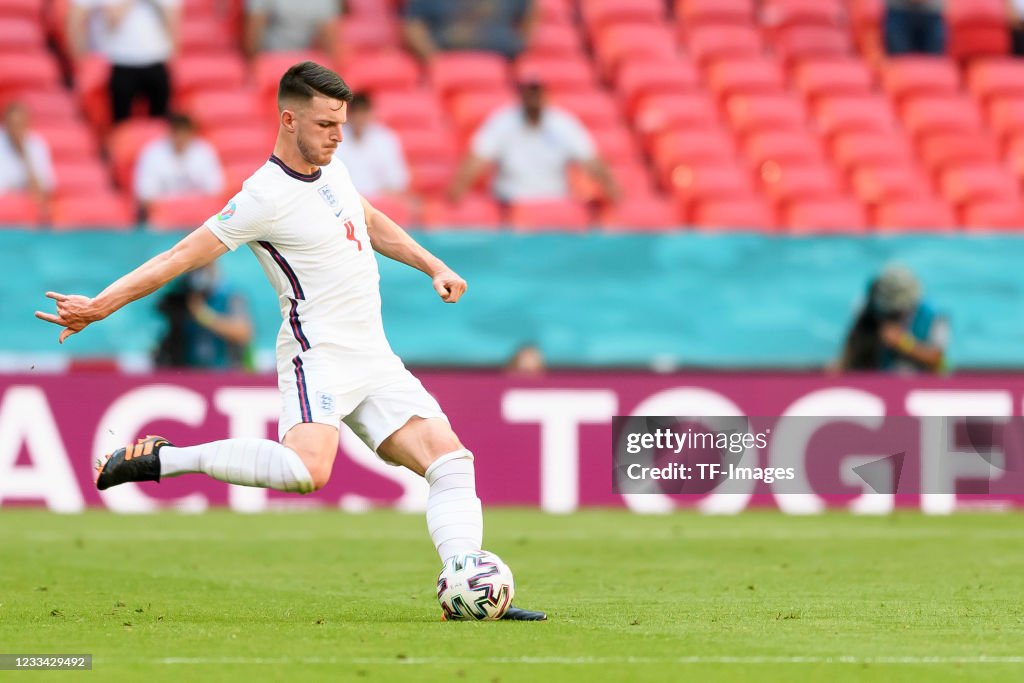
xmin=2 ymin=509 xmax=1024 ymax=682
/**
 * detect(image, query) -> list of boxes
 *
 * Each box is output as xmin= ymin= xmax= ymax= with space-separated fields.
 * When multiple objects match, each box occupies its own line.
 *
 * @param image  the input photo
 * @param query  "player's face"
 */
xmin=293 ymin=96 xmax=347 ymax=167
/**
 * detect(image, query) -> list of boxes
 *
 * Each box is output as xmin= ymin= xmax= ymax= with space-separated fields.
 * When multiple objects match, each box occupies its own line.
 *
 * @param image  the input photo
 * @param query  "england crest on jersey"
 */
xmin=318 ymin=184 xmax=339 ymax=209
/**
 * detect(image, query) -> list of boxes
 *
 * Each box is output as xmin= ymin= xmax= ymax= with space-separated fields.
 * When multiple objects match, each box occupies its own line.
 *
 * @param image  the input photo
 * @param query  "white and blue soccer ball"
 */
xmin=437 ymin=550 xmax=515 ymax=620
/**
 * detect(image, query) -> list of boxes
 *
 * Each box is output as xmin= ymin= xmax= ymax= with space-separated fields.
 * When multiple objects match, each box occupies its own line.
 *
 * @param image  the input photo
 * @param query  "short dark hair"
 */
xmin=168 ymin=112 xmax=195 ymax=131
xmin=278 ymin=61 xmax=353 ymax=109
xmin=349 ymin=93 xmax=371 ymax=111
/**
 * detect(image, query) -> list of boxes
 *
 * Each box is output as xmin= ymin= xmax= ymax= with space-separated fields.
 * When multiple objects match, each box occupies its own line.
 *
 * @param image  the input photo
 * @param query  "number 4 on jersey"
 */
xmin=344 ymin=220 xmax=363 ymax=251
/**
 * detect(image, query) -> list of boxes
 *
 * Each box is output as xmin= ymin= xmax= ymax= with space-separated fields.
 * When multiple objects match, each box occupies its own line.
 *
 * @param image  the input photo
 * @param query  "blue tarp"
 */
xmin=7 ymin=229 xmax=1024 ymax=368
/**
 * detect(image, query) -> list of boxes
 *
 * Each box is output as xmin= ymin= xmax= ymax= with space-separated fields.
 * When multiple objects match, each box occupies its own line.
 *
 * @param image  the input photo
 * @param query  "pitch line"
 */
xmin=119 ymin=656 xmax=1024 ymax=666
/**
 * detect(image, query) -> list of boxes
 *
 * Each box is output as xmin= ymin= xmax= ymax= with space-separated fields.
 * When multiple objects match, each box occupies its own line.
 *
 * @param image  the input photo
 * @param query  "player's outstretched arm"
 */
xmin=360 ymin=196 xmax=467 ymax=304
xmin=35 ymin=226 xmax=229 ymax=343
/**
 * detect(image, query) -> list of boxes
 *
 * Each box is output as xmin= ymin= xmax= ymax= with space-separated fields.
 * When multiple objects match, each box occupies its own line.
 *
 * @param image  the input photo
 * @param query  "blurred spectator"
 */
xmin=1009 ymin=0 xmax=1024 ymax=55
xmin=448 ymin=79 xmax=618 ymax=203
xmin=837 ymin=264 xmax=948 ymax=374
xmin=133 ymin=113 xmax=224 ymax=216
xmin=884 ymin=0 xmax=947 ymax=55
xmin=244 ymin=0 xmax=341 ymax=57
xmin=506 ymin=343 xmax=545 ymax=376
xmin=68 ymin=0 xmax=181 ymax=123
xmin=403 ymin=0 xmax=536 ymax=62
xmin=0 ymin=102 xmax=54 ymax=208
xmin=333 ymin=93 xmax=410 ymax=198
xmin=154 ymin=264 xmax=252 ymax=370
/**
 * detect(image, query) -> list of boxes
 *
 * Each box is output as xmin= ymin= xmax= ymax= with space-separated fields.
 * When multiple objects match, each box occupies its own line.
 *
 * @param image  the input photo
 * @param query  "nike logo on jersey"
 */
xmin=334 ymin=209 xmax=343 ymax=217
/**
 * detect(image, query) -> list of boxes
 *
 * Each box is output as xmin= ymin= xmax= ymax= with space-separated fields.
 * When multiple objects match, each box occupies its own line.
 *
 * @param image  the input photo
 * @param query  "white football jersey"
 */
xmin=204 ymin=155 xmax=393 ymax=359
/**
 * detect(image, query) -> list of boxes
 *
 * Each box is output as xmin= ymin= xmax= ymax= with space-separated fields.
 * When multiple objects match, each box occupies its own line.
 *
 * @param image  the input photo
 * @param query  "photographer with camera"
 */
xmin=154 ymin=264 xmax=252 ymax=370
xmin=837 ymin=264 xmax=948 ymax=374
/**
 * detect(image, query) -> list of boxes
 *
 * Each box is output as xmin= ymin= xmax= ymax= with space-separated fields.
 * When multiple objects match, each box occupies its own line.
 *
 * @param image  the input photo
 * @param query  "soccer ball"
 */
xmin=436 ymin=550 xmax=515 ymax=620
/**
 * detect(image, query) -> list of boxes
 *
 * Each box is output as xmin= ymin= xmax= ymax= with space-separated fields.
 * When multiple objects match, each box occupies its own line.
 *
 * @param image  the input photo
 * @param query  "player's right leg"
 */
xmin=94 ymin=424 xmax=338 ymax=493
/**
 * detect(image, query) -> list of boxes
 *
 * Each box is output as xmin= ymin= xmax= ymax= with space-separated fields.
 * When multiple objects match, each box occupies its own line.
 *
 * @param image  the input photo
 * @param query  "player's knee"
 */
xmin=305 ymin=460 xmax=333 ymax=492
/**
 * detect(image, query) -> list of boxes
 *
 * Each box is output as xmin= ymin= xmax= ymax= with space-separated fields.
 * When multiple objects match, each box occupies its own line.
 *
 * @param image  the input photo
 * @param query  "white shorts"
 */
xmin=277 ymin=344 xmax=447 ymax=454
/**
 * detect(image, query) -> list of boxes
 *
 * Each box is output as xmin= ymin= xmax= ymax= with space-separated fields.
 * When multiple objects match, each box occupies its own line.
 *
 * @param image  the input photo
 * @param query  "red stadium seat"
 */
xmin=814 ymin=95 xmax=897 ymax=139
xmin=851 ymin=164 xmax=933 ymax=205
xmin=569 ymin=158 xmax=653 ymax=201
xmin=986 ymin=96 xmax=1024 ymax=142
xmin=901 ymin=95 xmax=985 ymax=140
xmin=375 ymin=89 xmax=447 ymax=132
xmin=409 ymin=159 xmax=456 ymax=194
xmin=939 ymin=163 xmax=1020 ymax=206
xmin=535 ymin=0 xmax=573 ymax=24
xmin=782 ymin=198 xmax=868 ymax=234
xmin=0 ymin=0 xmax=44 ymax=20
xmin=515 ymin=55 xmax=596 ymax=93
xmin=146 ymin=194 xmax=224 ymax=231
xmin=684 ymin=25 xmax=764 ymax=64
xmin=634 ymin=93 xmax=717 ymax=143
xmin=669 ymin=162 xmax=754 ymax=206
xmin=524 ymin=22 xmax=583 ymax=58
xmin=0 ymin=16 xmax=44 ymax=52
xmin=580 ymin=0 xmax=665 ymax=30
xmin=616 ymin=59 xmax=700 ymax=114
xmin=172 ymin=54 xmax=246 ymax=97
xmin=508 ymin=200 xmax=590 ymax=232
xmin=6 ymin=89 xmax=79 ymax=122
xmin=207 ymin=125 xmax=276 ymax=169
xmin=344 ymin=51 xmax=421 ymax=93
xmin=420 ymin=195 xmax=502 ymax=229
xmin=770 ymin=25 xmax=853 ymax=64
xmin=1002 ymin=134 xmax=1024 ymax=181
xmin=705 ymin=58 xmax=786 ymax=98
xmin=0 ymin=53 xmax=60 ymax=94
xmin=725 ymin=94 xmax=807 ymax=136
xmin=178 ymin=15 xmax=234 ymax=54
xmin=947 ymin=0 xmax=1010 ymax=59
xmin=743 ymin=131 xmax=824 ymax=170
xmin=917 ymin=133 xmax=1001 ymax=174
xmin=31 ymin=122 xmax=99 ymax=161
xmin=51 ymin=193 xmax=135 ymax=230
xmin=792 ymin=58 xmax=874 ymax=102
xmin=72 ymin=55 xmax=111 ymax=131
xmin=598 ymin=196 xmax=678 ymax=232
xmin=882 ymin=57 xmax=961 ymax=103
xmin=761 ymin=0 xmax=844 ymax=29
xmin=675 ymin=0 xmax=755 ymax=27
xmin=591 ymin=125 xmax=642 ymax=163
xmin=691 ymin=197 xmax=777 ymax=231
xmin=593 ymin=24 xmax=678 ymax=78
xmin=960 ymin=199 xmax=1024 ymax=231
xmin=187 ymin=90 xmax=265 ymax=132
xmin=365 ymin=194 xmax=416 ymax=227
xmin=651 ymin=129 xmax=738 ymax=180
xmin=830 ymin=132 xmax=915 ymax=173
xmin=430 ymin=52 xmax=510 ymax=99
xmin=873 ymin=198 xmax=956 ymax=231
xmin=107 ymin=119 xmax=171 ymax=189
xmin=550 ymin=91 xmax=621 ymax=130
xmin=848 ymin=0 xmax=884 ymax=62
xmin=0 ymin=192 xmax=42 ymax=226
xmin=967 ymin=58 xmax=1024 ymax=103
xmin=54 ymin=158 xmax=112 ymax=197
xmin=759 ymin=163 xmax=843 ymax=206
xmin=395 ymin=128 xmax=458 ymax=165
xmin=336 ymin=16 xmax=402 ymax=58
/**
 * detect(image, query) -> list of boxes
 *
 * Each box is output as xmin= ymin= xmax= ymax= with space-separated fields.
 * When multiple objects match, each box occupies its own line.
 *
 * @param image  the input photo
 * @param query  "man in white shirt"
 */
xmin=332 ymin=93 xmax=409 ymax=198
xmin=68 ymin=0 xmax=181 ymax=122
xmin=449 ymin=78 xmax=618 ymax=203
xmin=133 ymin=113 xmax=224 ymax=214
xmin=0 ymin=102 xmax=55 ymax=203
xmin=244 ymin=0 xmax=340 ymax=57
xmin=36 ymin=61 xmax=546 ymax=621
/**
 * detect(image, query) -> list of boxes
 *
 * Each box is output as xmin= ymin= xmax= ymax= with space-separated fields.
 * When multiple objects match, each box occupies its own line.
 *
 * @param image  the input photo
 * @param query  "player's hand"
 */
xmin=431 ymin=269 xmax=467 ymax=303
xmin=34 ymin=292 xmax=100 ymax=344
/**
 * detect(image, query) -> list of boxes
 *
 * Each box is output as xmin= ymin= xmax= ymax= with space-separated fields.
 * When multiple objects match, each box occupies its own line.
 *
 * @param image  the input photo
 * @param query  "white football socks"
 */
xmin=424 ymin=449 xmax=483 ymax=562
xmin=159 ymin=439 xmax=314 ymax=494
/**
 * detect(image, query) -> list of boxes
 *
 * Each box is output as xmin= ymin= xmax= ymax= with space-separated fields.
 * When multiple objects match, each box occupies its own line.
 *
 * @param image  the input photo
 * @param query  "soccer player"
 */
xmin=35 ymin=62 xmax=545 ymax=622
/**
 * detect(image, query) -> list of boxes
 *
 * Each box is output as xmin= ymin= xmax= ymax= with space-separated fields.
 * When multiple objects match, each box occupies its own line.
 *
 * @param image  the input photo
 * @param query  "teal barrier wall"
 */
xmin=7 ymin=230 xmax=1024 ymax=369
